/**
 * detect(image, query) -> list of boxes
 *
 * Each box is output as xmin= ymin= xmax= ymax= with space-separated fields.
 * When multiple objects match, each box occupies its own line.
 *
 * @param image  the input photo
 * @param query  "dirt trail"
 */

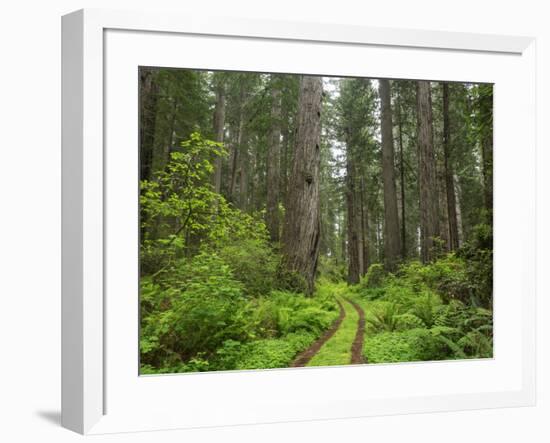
xmin=291 ymin=299 xmax=346 ymax=367
xmin=344 ymin=296 xmax=366 ymax=364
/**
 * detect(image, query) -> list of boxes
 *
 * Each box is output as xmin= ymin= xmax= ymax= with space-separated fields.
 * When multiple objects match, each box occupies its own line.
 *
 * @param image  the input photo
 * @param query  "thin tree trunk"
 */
xmin=397 ymin=93 xmax=407 ymax=258
xmin=479 ymin=86 xmax=493 ymax=219
xmin=280 ymin=107 xmax=291 ymax=204
xmin=281 ymin=76 xmax=323 ymax=294
xmin=156 ymin=98 xmax=178 ymax=174
xmin=416 ymin=80 xmax=440 ymax=263
xmin=212 ymin=83 xmax=226 ymax=194
xmin=239 ymin=132 xmax=249 ymax=210
xmin=360 ymin=176 xmax=370 ymax=274
xmin=379 ymin=79 xmax=401 ymax=271
xmin=229 ymin=84 xmax=246 ymax=203
xmin=437 ymin=155 xmax=450 ymax=250
xmin=139 ymin=68 xmax=159 ymax=182
xmin=346 ymin=163 xmax=360 ymax=284
xmin=344 ymin=130 xmax=362 ymax=284
xmin=376 ymin=213 xmax=382 ymax=262
xmin=341 ymin=213 xmax=347 ymax=265
xmin=266 ymin=78 xmax=282 ymax=242
xmin=454 ymin=173 xmax=464 ymax=246
xmin=252 ymin=136 xmax=262 ymax=211
xmin=443 ymin=83 xmax=459 ymax=250
xmin=229 ymin=116 xmax=244 ymax=201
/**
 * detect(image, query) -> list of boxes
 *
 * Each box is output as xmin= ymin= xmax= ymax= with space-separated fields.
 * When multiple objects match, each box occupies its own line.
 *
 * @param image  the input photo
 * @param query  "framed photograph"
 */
xmin=62 ymin=8 xmax=536 ymax=435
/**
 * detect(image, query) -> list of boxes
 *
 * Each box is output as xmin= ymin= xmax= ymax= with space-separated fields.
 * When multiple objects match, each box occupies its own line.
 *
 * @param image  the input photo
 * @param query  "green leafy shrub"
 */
xmin=159 ymin=288 xmax=339 ymax=372
xmin=458 ymin=330 xmax=493 ymax=358
xmin=268 ymin=290 xmax=338 ymax=335
xmin=317 ymin=256 xmax=346 ymax=283
xmin=361 ymin=263 xmax=386 ymax=289
xmin=396 ymin=255 xmax=471 ymax=303
xmin=408 ymin=291 xmax=441 ymax=328
xmin=217 ymin=237 xmax=278 ymax=297
xmin=363 ymin=328 xmax=450 ymax=363
xmin=233 ymin=333 xmax=317 ymax=370
xmin=140 ymin=252 xmax=248 ymax=367
xmin=395 ymin=313 xmax=426 ymax=331
xmin=276 ymin=266 xmax=309 ymax=294
xmin=366 ymin=302 xmax=401 ymax=332
xmin=457 ymin=223 xmax=493 ymax=308
xmin=432 ymin=300 xmax=493 ymax=358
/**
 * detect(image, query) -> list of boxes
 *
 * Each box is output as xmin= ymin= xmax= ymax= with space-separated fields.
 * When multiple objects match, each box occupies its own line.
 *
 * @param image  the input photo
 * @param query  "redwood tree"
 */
xmin=443 ymin=83 xmax=459 ymax=250
xmin=212 ymin=76 xmax=226 ymax=194
xmin=281 ymin=76 xmax=323 ymax=294
xmin=379 ymin=79 xmax=401 ymax=271
xmin=266 ymin=76 xmax=282 ymax=242
xmin=416 ymin=80 xmax=440 ymax=263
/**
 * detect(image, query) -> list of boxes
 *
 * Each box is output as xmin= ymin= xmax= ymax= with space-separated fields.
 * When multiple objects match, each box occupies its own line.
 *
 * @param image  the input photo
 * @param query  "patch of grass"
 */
xmin=307 ymin=289 xmax=358 ymax=367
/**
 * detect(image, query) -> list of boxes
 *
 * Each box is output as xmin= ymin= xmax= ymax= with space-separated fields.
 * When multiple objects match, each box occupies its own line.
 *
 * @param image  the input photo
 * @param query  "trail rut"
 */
xmin=344 ymin=296 xmax=366 ymax=364
xmin=291 ymin=299 xmax=346 ymax=367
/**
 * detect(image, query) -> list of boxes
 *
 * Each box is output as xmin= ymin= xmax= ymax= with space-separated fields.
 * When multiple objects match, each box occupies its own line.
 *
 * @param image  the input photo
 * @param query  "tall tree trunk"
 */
xmin=345 ymin=162 xmax=360 ymax=284
xmin=139 ymin=68 xmax=159 ymax=182
xmin=443 ymin=83 xmax=459 ymax=251
xmin=344 ymin=132 xmax=364 ymax=283
xmin=266 ymin=79 xmax=282 ymax=242
xmin=396 ymin=93 xmax=407 ymax=258
xmin=379 ymin=79 xmax=401 ymax=271
xmin=238 ymin=132 xmax=249 ymax=210
xmin=229 ymin=115 xmax=245 ymax=201
xmin=212 ymin=82 xmax=226 ymax=194
xmin=252 ymin=135 xmax=262 ymax=211
xmin=280 ymin=106 xmax=291 ymax=204
xmin=376 ymin=213 xmax=382 ymax=262
xmin=454 ymin=173 xmax=464 ymax=246
xmin=341 ymin=212 xmax=347 ymax=265
xmin=346 ymin=150 xmax=364 ymax=284
xmin=360 ymin=176 xmax=370 ymax=275
xmin=154 ymin=98 xmax=178 ymax=175
xmin=281 ymin=76 xmax=323 ymax=294
xmin=479 ymin=86 xmax=493 ymax=219
xmin=229 ymin=84 xmax=246 ymax=203
xmin=437 ymin=155 xmax=450 ymax=250
xmin=416 ymin=81 xmax=440 ymax=263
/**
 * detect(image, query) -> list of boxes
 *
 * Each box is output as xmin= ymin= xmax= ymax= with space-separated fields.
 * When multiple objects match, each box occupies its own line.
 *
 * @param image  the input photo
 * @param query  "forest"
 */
xmin=139 ymin=67 xmax=493 ymax=374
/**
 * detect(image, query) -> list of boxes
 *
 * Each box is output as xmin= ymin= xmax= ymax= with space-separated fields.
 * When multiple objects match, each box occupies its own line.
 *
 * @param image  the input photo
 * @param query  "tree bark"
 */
xmin=228 ymin=126 xmax=240 ymax=201
xmin=396 ymin=93 xmax=407 ymax=258
xmin=212 ymin=82 xmax=226 ymax=194
xmin=229 ymin=83 xmax=246 ymax=203
xmin=479 ymin=86 xmax=493 ymax=218
xmin=437 ymin=154 xmax=450 ymax=250
xmin=266 ymin=78 xmax=282 ymax=242
xmin=416 ymin=81 xmax=440 ymax=263
xmin=379 ymin=79 xmax=401 ymax=271
xmin=238 ymin=132 xmax=249 ymax=210
xmin=454 ymin=173 xmax=464 ymax=246
xmin=346 ymin=154 xmax=361 ymax=284
xmin=443 ymin=83 xmax=459 ymax=251
xmin=360 ymin=176 xmax=370 ymax=275
xmin=281 ymin=76 xmax=323 ymax=294
xmin=139 ymin=68 xmax=159 ymax=182
xmin=154 ymin=97 xmax=177 ymax=174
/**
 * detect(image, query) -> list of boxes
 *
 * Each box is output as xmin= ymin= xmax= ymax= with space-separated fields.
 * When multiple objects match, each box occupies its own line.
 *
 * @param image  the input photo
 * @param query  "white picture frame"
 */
xmin=62 ymin=8 xmax=536 ymax=435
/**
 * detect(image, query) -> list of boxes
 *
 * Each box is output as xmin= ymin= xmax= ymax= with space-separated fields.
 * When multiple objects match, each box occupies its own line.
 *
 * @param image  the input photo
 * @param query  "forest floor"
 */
xmin=292 ymin=283 xmax=367 ymax=367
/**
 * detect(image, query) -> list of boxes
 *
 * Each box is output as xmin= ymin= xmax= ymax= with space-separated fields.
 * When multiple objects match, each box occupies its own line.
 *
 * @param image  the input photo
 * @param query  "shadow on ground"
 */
xmin=36 ymin=410 xmax=61 ymax=426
